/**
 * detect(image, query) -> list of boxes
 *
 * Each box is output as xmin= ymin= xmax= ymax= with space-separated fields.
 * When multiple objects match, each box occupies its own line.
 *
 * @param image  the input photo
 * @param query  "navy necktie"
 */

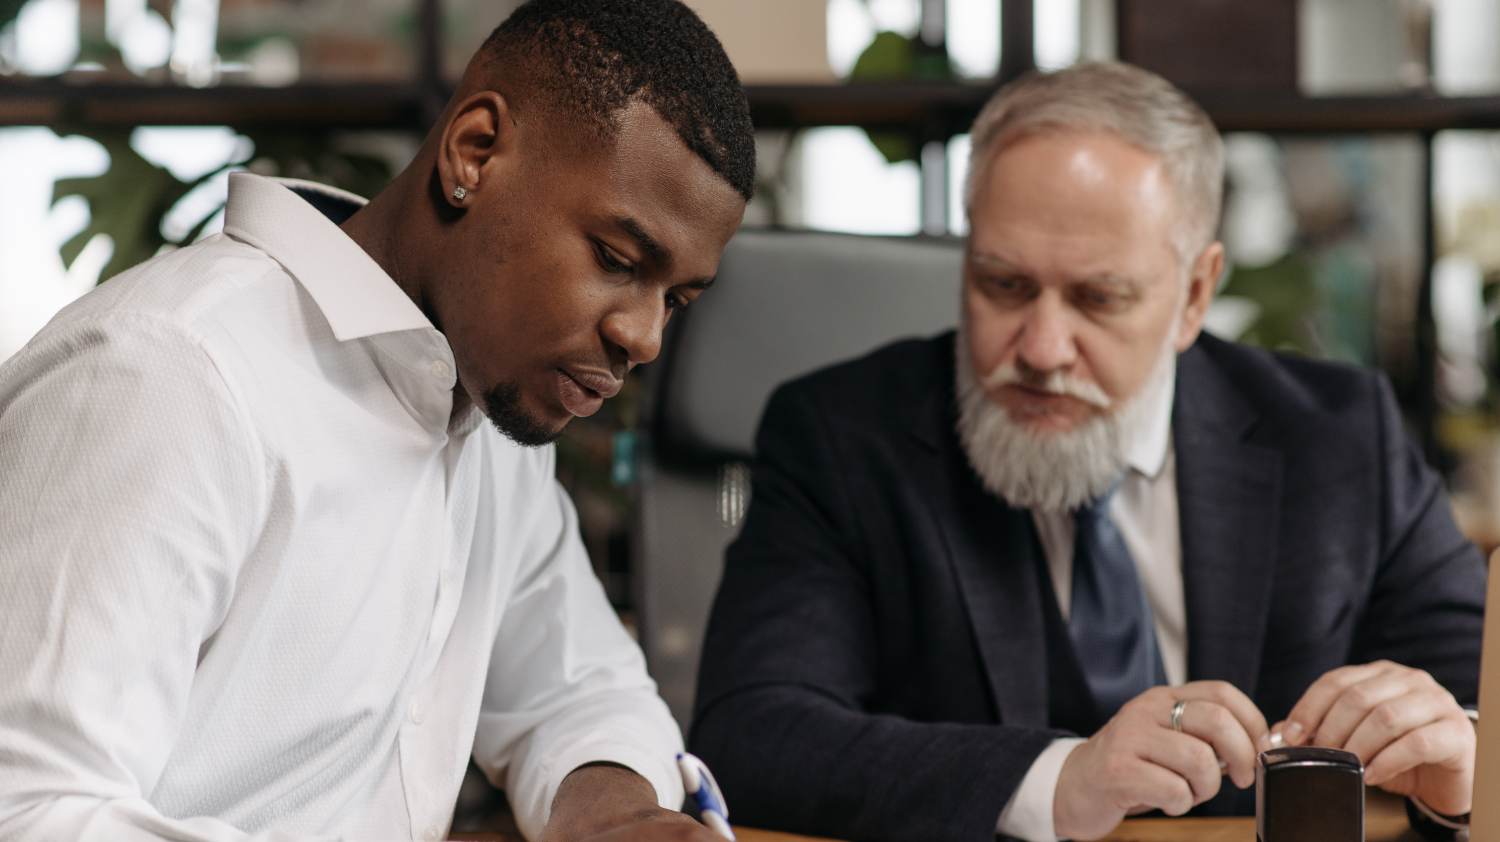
xmin=1068 ymin=487 xmax=1167 ymax=719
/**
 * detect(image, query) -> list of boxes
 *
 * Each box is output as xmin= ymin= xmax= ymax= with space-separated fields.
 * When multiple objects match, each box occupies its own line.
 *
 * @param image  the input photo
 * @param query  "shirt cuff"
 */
xmin=997 ymin=737 xmax=1086 ymax=841
xmin=540 ymin=738 xmax=686 ymax=818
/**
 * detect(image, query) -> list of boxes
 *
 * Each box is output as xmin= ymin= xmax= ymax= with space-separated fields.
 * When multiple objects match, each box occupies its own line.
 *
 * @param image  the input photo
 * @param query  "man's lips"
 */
xmin=996 ymin=384 xmax=1097 ymax=422
xmin=555 ymin=368 xmax=623 ymax=418
xmin=562 ymin=367 xmax=623 ymax=399
xmin=1003 ymin=383 xmax=1075 ymax=403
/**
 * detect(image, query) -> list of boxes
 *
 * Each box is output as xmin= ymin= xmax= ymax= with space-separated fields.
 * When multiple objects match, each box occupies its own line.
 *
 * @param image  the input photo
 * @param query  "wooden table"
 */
xmin=454 ymin=788 xmax=1420 ymax=841
xmin=725 ymin=789 xmax=1421 ymax=842
xmin=1097 ymin=789 xmax=1419 ymax=842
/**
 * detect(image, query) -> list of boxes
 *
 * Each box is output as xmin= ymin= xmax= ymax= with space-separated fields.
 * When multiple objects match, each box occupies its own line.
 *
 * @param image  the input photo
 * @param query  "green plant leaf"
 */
xmin=848 ymin=32 xmax=956 ymax=165
xmin=867 ymin=131 xmax=915 ymax=166
xmin=49 ymin=128 xmax=399 ymax=287
xmin=52 ymin=131 xmax=200 ymax=283
xmin=850 ymin=30 xmax=916 ymax=81
xmin=0 ymin=0 xmax=25 ymax=32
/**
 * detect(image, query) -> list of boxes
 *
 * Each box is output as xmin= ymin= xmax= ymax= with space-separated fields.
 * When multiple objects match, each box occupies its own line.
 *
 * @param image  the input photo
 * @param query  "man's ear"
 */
xmin=436 ymin=91 xmax=515 ymax=209
xmin=1174 ymin=240 xmax=1224 ymax=352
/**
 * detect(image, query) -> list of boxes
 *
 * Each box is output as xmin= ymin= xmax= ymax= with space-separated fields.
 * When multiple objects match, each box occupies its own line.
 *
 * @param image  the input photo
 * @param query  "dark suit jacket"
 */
xmin=688 ymin=331 xmax=1486 ymax=842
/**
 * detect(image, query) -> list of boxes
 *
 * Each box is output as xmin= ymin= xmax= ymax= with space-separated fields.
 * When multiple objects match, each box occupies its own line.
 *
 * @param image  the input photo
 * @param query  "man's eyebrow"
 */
xmin=969 ymin=252 xmax=1025 ymax=274
xmin=616 ymin=216 xmax=669 ymax=265
xmin=616 ymin=216 xmax=717 ymax=288
xmin=1075 ymin=273 xmax=1139 ymax=289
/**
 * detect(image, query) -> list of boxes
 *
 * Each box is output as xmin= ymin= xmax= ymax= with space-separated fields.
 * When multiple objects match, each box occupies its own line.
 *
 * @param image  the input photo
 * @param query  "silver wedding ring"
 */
xmin=1170 ymin=699 xmax=1189 ymax=733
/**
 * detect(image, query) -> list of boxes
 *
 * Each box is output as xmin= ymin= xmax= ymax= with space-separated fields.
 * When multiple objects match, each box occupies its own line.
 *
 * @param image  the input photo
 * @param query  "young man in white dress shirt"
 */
xmin=0 ymin=1 xmax=749 ymax=840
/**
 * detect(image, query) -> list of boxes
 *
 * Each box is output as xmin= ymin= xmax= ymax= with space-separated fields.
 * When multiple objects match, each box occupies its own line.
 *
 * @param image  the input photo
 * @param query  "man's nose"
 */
xmin=602 ymin=297 xmax=666 ymax=369
xmin=1015 ymin=296 xmax=1078 ymax=374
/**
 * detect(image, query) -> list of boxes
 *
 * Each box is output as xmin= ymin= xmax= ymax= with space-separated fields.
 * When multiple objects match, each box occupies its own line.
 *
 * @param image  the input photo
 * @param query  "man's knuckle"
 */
xmin=1193 ymin=740 xmax=1218 ymax=769
xmin=1200 ymin=772 xmax=1222 ymax=802
xmin=1173 ymin=783 xmax=1195 ymax=814
xmin=1207 ymin=705 xmax=1236 ymax=731
xmin=1406 ymin=729 xmax=1435 ymax=757
xmin=1373 ymin=701 xmax=1404 ymax=730
xmin=1349 ymin=684 xmax=1380 ymax=709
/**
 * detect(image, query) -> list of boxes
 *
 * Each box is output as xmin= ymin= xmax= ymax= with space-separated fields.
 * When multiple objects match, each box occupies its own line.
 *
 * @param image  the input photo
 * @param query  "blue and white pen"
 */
xmin=677 ymin=751 xmax=735 ymax=841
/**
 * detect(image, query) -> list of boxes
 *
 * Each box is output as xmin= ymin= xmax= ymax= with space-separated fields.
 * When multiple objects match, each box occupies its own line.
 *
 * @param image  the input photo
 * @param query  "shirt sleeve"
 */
xmin=0 ymin=315 xmax=316 ymax=842
xmin=996 ymin=738 xmax=1084 ymax=841
xmin=470 ymin=448 xmax=684 ymax=842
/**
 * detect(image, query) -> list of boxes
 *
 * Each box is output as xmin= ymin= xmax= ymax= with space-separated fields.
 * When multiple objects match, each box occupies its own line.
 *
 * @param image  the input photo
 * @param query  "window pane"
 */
xmin=1034 ymin=0 xmax=1081 ymax=71
xmin=947 ymin=0 xmax=998 ymax=79
xmin=1294 ymin=0 xmax=1500 ymax=96
xmin=1217 ymin=133 xmax=1424 ymax=382
xmin=1433 ymin=130 xmax=1500 ymax=550
xmin=788 ymin=127 xmax=920 ymax=235
xmin=947 ymin=132 xmax=971 ymax=235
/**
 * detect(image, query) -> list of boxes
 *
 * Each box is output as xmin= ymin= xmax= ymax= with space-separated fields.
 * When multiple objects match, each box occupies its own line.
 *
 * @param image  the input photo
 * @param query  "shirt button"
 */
xmin=429 ymin=360 xmax=452 ymax=380
xmin=422 ymin=827 xmax=441 ymax=842
xmin=408 ymin=699 xmax=425 ymax=724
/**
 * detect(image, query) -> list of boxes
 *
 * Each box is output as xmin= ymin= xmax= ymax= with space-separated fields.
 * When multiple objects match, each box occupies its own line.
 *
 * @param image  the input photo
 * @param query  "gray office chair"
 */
xmin=633 ymin=228 xmax=965 ymax=725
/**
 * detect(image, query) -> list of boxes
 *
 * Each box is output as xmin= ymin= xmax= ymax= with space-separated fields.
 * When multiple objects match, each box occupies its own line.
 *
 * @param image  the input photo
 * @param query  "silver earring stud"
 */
xmin=452 ymin=186 xmax=468 ymax=201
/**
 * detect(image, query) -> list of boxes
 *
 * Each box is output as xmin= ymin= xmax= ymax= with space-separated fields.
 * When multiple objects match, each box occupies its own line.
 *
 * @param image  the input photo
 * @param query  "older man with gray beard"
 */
xmin=688 ymin=62 xmax=1484 ymax=842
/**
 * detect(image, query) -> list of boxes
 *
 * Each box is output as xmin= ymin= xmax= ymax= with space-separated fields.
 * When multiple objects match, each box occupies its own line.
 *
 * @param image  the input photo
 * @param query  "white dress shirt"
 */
xmin=996 ymin=362 xmax=1185 ymax=841
xmin=0 ymin=173 xmax=683 ymax=842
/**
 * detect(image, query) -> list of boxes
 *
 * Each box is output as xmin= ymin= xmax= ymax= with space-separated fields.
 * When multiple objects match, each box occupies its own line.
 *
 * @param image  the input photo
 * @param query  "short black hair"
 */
xmin=481 ymin=0 xmax=756 ymax=201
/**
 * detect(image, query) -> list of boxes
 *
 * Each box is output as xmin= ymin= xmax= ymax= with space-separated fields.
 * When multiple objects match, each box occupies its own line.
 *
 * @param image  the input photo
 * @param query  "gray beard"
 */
xmin=953 ymin=323 xmax=1176 ymax=512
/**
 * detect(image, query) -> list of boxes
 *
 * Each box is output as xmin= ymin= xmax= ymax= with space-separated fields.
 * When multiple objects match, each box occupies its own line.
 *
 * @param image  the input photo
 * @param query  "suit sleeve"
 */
xmin=689 ymin=383 xmax=1061 ymax=842
xmin=1353 ymin=372 xmax=1486 ymax=705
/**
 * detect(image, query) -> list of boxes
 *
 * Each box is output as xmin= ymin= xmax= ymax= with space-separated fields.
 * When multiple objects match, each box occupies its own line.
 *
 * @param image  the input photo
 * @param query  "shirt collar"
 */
xmin=222 ymin=172 xmax=434 ymax=342
xmin=1123 ymin=353 xmax=1177 ymax=480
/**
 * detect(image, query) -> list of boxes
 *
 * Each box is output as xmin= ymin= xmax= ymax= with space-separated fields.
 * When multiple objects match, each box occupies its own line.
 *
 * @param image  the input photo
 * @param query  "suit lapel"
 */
xmin=1173 ymin=345 xmax=1284 ymax=695
xmin=909 ymin=376 xmax=1052 ymax=728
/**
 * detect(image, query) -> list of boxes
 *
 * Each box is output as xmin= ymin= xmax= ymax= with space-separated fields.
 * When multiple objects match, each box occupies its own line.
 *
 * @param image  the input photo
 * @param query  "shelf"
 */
xmin=7 ymin=78 xmax=1500 ymax=136
xmin=748 ymin=84 xmax=1500 ymax=134
xmin=0 ymin=80 xmax=432 ymax=130
xmin=1193 ymin=89 xmax=1500 ymax=133
xmin=745 ymin=82 xmax=993 ymax=133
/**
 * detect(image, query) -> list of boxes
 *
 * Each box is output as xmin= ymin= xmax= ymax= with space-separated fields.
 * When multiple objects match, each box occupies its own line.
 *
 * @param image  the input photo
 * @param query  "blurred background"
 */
xmin=3 ymin=0 xmax=1500 ymax=623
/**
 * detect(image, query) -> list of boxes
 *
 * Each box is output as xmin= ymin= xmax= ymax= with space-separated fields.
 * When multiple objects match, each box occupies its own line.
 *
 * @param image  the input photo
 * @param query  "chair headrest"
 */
xmin=649 ymin=229 xmax=965 ymax=461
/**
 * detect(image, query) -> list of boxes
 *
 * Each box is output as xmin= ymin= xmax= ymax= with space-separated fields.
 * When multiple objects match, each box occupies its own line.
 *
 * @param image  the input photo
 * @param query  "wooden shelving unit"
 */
xmin=6 ymin=78 xmax=1500 ymax=135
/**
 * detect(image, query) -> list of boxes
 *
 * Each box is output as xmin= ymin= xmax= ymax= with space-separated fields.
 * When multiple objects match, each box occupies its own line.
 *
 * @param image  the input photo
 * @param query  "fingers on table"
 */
xmin=1281 ymin=661 xmax=1399 ymax=746
xmin=1342 ymin=683 xmax=1462 ymax=764
xmin=1364 ymin=711 xmax=1476 ymax=787
xmin=1313 ymin=666 xmax=1438 ymax=749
